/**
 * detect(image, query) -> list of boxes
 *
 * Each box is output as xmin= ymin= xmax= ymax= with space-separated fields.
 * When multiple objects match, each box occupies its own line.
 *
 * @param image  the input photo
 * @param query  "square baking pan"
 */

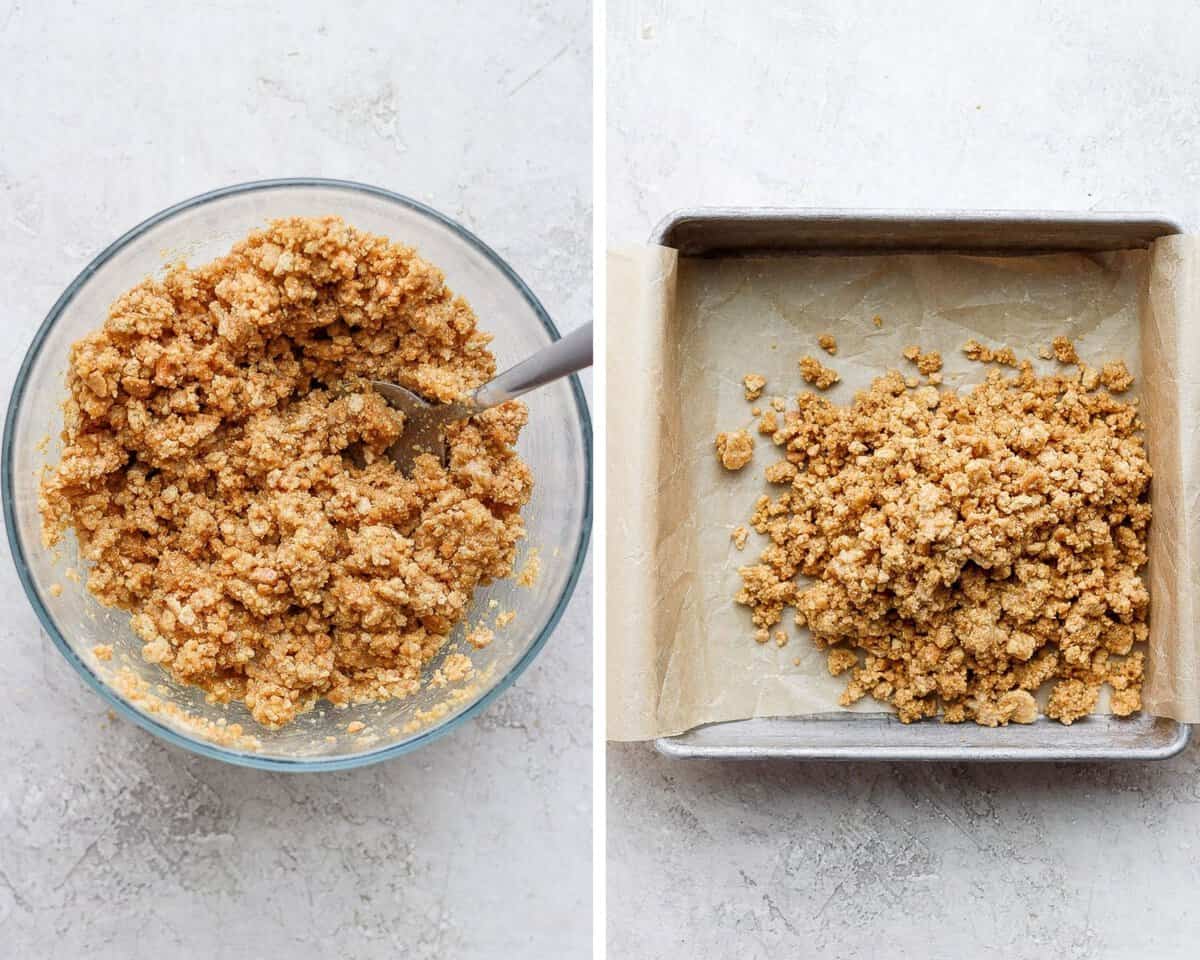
xmin=650 ymin=207 xmax=1192 ymax=762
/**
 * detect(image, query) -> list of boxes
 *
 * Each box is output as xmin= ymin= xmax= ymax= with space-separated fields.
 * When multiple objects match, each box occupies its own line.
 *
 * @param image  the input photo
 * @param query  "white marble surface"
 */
xmin=0 ymin=3 xmax=591 ymax=958
xmin=607 ymin=2 xmax=1200 ymax=957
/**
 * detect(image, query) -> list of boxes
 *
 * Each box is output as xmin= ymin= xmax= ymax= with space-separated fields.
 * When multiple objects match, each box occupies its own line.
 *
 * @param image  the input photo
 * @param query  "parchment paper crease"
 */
xmin=608 ymin=240 xmax=1200 ymax=740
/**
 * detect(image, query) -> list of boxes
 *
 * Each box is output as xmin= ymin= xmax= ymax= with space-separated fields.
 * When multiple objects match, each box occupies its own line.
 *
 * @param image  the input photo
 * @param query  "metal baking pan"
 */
xmin=650 ymin=207 xmax=1192 ymax=762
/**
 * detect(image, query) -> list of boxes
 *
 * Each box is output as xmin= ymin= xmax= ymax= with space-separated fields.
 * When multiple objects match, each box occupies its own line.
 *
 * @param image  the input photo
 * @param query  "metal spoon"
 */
xmin=370 ymin=320 xmax=593 ymax=474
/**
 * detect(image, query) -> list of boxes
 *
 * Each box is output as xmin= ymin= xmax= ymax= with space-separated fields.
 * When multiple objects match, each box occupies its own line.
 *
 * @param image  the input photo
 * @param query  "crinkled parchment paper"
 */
xmin=608 ymin=240 xmax=1200 ymax=740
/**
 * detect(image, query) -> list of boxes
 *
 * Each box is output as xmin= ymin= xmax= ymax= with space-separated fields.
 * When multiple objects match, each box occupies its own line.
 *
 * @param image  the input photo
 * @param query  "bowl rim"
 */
xmin=2 ymin=177 xmax=593 ymax=772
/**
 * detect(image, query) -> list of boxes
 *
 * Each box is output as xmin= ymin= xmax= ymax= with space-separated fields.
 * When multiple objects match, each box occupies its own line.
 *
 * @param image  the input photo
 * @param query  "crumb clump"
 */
xmin=798 ymin=355 xmax=840 ymax=390
xmin=715 ymin=429 xmax=755 ymax=470
xmin=93 ymin=644 xmax=113 ymax=661
xmin=1100 ymin=360 xmax=1133 ymax=393
xmin=962 ymin=339 xmax=1017 ymax=367
xmin=38 ymin=217 xmax=533 ymax=728
xmin=734 ymin=350 xmax=1150 ymax=726
xmin=817 ymin=334 xmax=838 ymax=356
xmin=1051 ymin=335 xmax=1079 ymax=364
xmin=516 ymin=548 xmax=541 ymax=587
xmin=495 ymin=609 xmax=515 ymax=628
xmin=872 ymin=315 xmax=883 ymax=328
xmin=731 ymin=525 xmax=749 ymax=550
xmin=743 ymin=373 xmax=766 ymax=401
xmin=467 ymin=625 xmax=494 ymax=649
xmin=902 ymin=345 xmax=943 ymax=376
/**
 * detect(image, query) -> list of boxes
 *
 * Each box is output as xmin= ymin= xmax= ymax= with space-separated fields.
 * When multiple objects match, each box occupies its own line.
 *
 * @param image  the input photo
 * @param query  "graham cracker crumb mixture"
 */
xmin=516 ymin=547 xmax=541 ymax=587
xmin=902 ymin=345 xmax=943 ymax=376
xmin=39 ymin=217 xmax=533 ymax=728
xmin=731 ymin=525 xmax=749 ymax=550
xmin=798 ymin=355 xmax=840 ymax=390
xmin=93 ymin=644 xmax=113 ymax=661
xmin=963 ymin=339 xmax=1017 ymax=367
xmin=715 ymin=429 xmax=755 ymax=470
xmin=467 ymin=624 xmax=494 ymax=649
xmin=817 ymin=334 xmax=837 ymax=356
xmin=743 ymin=373 xmax=766 ymax=401
xmin=1051 ymin=335 xmax=1079 ymax=365
xmin=735 ymin=349 xmax=1151 ymax=726
xmin=494 ymin=609 xmax=515 ymax=628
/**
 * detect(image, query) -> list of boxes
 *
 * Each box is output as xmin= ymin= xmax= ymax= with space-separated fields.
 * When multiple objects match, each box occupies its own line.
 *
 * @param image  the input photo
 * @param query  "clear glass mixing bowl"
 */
xmin=3 ymin=179 xmax=592 ymax=771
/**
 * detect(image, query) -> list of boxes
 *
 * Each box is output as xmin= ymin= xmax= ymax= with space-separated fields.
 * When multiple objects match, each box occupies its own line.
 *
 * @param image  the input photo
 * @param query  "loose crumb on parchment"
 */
xmin=817 ymin=334 xmax=837 ymax=355
xmin=798 ymin=355 xmax=840 ymax=390
xmin=715 ymin=430 xmax=755 ymax=470
xmin=1051 ymin=335 xmax=1080 ymax=364
xmin=743 ymin=373 xmax=766 ymax=401
xmin=731 ymin=526 xmax=749 ymax=550
xmin=963 ymin=338 xmax=1018 ymax=367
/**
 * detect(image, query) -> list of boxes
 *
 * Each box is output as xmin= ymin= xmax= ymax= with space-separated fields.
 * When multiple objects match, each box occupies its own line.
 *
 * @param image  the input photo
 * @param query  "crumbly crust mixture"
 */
xmin=743 ymin=373 xmax=766 ymax=401
xmin=732 ymin=350 xmax=1151 ymax=726
xmin=715 ymin=429 xmax=755 ymax=470
xmin=40 ymin=217 xmax=532 ymax=727
xmin=798 ymin=355 xmax=840 ymax=390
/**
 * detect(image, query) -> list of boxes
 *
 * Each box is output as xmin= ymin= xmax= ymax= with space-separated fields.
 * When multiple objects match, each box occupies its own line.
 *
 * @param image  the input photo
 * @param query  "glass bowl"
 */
xmin=3 ymin=179 xmax=592 ymax=771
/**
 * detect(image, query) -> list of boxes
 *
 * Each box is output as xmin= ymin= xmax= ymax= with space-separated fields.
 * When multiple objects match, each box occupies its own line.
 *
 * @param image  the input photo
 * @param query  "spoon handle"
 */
xmin=473 ymin=321 xmax=593 ymax=409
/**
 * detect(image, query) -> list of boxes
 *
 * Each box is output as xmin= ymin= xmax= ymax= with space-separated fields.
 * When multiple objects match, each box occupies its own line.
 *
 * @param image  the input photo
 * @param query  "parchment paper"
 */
xmin=608 ymin=240 xmax=1200 ymax=740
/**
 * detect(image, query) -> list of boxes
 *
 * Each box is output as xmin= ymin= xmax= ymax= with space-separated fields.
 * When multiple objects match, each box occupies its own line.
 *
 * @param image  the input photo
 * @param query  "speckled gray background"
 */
xmin=607 ymin=2 xmax=1200 ymax=958
xmin=0 ymin=2 xmax=591 ymax=958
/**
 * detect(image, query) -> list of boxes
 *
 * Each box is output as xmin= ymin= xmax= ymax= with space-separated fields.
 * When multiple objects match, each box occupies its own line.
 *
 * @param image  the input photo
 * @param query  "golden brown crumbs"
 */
xmin=774 ymin=630 xmax=788 ymax=647
xmin=751 ymin=406 xmax=762 ymax=417
xmin=1052 ymin=335 xmax=1079 ymax=364
xmin=731 ymin=526 xmax=749 ymax=550
xmin=48 ymin=583 xmax=63 ymax=597
xmin=495 ymin=609 xmax=515 ymax=628
xmin=817 ymin=334 xmax=838 ymax=356
xmin=798 ymin=356 xmax=840 ymax=390
xmin=113 ymin=667 xmax=262 ymax=749
xmin=516 ymin=548 xmax=541 ymax=587
xmin=36 ymin=434 xmax=50 ymax=454
xmin=904 ymin=376 xmax=919 ymax=389
xmin=757 ymin=410 xmax=778 ymax=435
xmin=1100 ymin=360 xmax=1133 ymax=393
xmin=903 ymin=346 xmax=943 ymax=376
xmin=872 ymin=315 xmax=883 ymax=328
xmin=743 ymin=373 xmax=766 ymax=401
xmin=734 ymin=355 xmax=1150 ymax=726
xmin=1039 ymin=345 xmax=1055 ymax=361
xmin=65 ymin=567 xmax=80 ymax=583
xmin=715 ymin=429 xmax=755 ymax=470
xmin=38 ymin=217 xmax=533 ymax=728
xmin=764 ymin=460 xmax=798 ymax=484
xmin=928 ymin=372 xmax=943 ymax=386
xmin=827 ymin=648 xmax=858 ymax=676
xmin=467 ymin=625 xmax=494 ymax=649
xmin=93 ymin=644 xmax=113 ymax=661
xmin=793 ymin=657 xmax=802 ymax=666
xmin=962 ymin=339 xmax=1017 ymax=367
xmin=770 ymin=396 xmax=787 ymax=412
xmin=440 ymin=652 xmax=474 ymax=684
xmin=346 ymin=720 xmax=366 ymax=734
